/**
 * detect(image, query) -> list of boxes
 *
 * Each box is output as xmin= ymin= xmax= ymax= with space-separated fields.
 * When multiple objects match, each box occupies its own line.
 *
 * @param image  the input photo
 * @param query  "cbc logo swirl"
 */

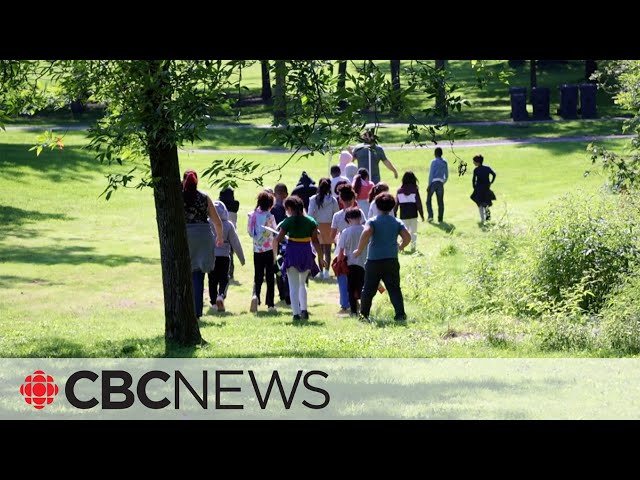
xmin=19 ymin=370 xmax=59 ymax=410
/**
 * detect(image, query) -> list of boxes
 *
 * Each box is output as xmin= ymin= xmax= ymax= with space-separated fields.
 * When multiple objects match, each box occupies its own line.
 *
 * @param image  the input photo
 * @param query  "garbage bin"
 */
xmin=557 ymin=84 xmax=578 ymax=119
xmin=579 ymin=83 xmax=597 ymax=119
xmin=509 ymin=87 xmax=529 ymax=121
xmin=530 ymin=87 xmax=551 ymax=120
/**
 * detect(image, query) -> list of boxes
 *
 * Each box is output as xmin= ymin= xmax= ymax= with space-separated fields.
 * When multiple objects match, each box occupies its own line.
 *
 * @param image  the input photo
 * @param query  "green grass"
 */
xmin=0 ymin=127 xmax=626 ymax=358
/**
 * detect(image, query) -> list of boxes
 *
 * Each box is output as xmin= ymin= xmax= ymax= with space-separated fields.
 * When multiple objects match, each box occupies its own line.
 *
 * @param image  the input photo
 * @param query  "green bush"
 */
xmin=600 ymin=273 xmax=640 ymax=354
xmin=533 ymin=192 xmax=640 ymax=313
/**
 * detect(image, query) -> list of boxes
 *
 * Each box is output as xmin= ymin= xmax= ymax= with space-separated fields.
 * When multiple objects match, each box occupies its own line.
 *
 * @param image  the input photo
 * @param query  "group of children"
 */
xmin=197 ymin=149 xmax=497 ymax=323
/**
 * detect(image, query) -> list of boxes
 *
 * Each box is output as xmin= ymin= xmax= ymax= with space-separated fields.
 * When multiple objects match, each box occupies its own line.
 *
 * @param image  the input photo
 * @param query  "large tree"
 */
xmin=46 ymin=60 xmax=245 ymax=348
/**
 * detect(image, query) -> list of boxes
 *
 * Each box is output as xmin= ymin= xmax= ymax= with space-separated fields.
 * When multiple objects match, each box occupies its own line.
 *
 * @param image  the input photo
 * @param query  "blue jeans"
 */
xmin=337 ymin=274 xmax=349 ymax=309
xmin=192 ymin=270 xmax=205 ymax=318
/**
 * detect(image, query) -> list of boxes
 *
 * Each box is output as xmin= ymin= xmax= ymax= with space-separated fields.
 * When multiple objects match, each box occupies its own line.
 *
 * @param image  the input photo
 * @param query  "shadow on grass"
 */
xmin=0 ymin=244 xmax=157 ymax=266
xmin=2 ymin=336 xmax=166 ymax=358
xmin=429 ymin=221 xmax=456 ymax=234
xmin=0 ymin=145 xmax=107 ymax=183
xmin=290 ymin=320 xmax=325 ymax=328
xmin=0 ymin=205 xmax=71 ymax=241
xmin=0 ymin=275 xmax=64 ymax=288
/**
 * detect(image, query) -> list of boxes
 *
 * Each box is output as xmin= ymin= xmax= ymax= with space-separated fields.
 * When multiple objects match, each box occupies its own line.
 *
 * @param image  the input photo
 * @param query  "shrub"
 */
xmin=600 ymin=273 xmax=640 ymax=354
xmin=533 ymin=192 xmax=640 ymax=312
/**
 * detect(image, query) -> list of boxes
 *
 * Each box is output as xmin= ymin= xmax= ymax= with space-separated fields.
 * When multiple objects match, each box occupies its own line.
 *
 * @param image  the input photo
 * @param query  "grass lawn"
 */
xmin=0 ymin=127 xmax=625 ymax=358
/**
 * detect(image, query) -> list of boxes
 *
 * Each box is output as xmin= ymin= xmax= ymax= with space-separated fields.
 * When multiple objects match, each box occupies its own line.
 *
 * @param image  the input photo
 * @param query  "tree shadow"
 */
xmin=0 ymin=275 xmax=64 ymax=288
xmin=0 ymin=244 xmax=157 ymax=266
xmin=0 ymin=205 xmax=71 ymax=241
xmin=0 ymin=145 xmax=107 ymax=183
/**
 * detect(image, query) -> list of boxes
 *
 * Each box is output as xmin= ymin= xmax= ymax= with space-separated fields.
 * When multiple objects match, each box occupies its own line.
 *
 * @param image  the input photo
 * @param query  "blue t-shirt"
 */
xmin=365 ymin=214 xmax=406 ymax=260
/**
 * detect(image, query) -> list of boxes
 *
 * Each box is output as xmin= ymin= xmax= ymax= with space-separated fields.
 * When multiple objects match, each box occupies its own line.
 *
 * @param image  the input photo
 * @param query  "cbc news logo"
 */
xmin=19 ymin=370 xmax=59 ymax=410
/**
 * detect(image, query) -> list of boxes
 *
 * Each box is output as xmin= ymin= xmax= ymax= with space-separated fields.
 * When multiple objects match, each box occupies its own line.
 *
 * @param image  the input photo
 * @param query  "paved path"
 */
xmin=4 ymin=121 xmax=633 ymax=155
xmin=180 ymin=134 xmax=634 ymax=155
xmin=3 ymin=116 xmax=629 ymax=132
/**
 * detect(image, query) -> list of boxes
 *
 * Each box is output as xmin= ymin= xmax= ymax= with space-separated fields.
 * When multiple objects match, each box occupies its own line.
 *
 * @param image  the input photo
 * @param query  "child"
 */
xmin=344 ymin=161 xmax=359 ymax=183
xmin=274 ymin=195 xmax=326 ymax=322
xmin=354 ymin=192 xmax=412 ymax=323
xmin=271 ymin=182 xmax=290 ymax=304
xmin=209 ymin=201 xmax=245 ymax=312
xmin=330 ymin=185 xmax=367 ymax=313
xmin=339 ymin=146 xmax=353 ymax=174
xmin=470 ymin=154 xmax=497 ymax=223
xmin=219 ymin=187 xmax=240 ymax=279
xmin=336 ymin=208 xmax=367 ymax=315
xmin=330 ymin=165 xmax=350 ymax=200
xmin=247 ymin=191 xmax=277 ymax=313
xmin=353 ymin=168 xmax=374 ymax=220
xmin=271 ymin=182 xmax=288 ymax=224
xmin=367 ymin=182 xmax=395 ymax=219
xmin=394 ymin=171 xmax=424 ymax=251
xmin=307 ymin=178 xmax=340 ymax=280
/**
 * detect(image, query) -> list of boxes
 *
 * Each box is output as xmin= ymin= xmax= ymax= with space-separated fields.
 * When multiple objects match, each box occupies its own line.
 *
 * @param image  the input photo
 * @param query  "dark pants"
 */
xmin=228 ymin=248 xmax=235 ymax=279
xmin=208 ymin=256 xmax=230 ymax=302
xmin=426 ymin=181 xmax=445 ymax=222
xmin=192 ymin=270 xmax=205 ymax=318
xmin=254 ymin=250 xmax=275 ymax=308
xmin=276 ymin=270 xmax=290 ymax=304
xmin=347 ymin=264 xmax=365 ymax=314
xmin=360 ymin=258 xmax=405 ymax=319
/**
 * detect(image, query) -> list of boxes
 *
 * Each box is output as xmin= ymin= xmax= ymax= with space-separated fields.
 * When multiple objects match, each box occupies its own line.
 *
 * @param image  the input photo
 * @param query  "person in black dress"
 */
xmin=470 ymin=154 xmax=496 ymax=223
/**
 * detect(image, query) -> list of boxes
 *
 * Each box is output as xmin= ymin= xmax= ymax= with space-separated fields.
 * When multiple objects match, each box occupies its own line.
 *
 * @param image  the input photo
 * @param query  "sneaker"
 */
xmin=427 ymin=217 xmax=433 ymax=223
xmin=209 ymin=303 xmax=218 ymax=312
xmin=358 ymin=314 xmax=372 ymax=324
xmin=338 ymin=307 xmax=350 ymax=315
xmin=485 ymin=208 xmax=491 ymax=221
xmin=268 ymin=306 xmax=277 ymax=313
xmin=292 ymin=314 xmax=301 ymax=322
xmin=300 ymin=310 xmax=309 ymax=320
xmin=250 ymin=295 xmax=258 ymax=313
xmin=216 ymin=295 xmax=225 ymax=312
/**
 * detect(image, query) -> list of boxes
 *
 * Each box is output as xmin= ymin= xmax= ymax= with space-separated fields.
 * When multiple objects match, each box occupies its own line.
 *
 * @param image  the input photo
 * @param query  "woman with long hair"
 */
xmin=182 ymin=169 xmax=224 ymax=319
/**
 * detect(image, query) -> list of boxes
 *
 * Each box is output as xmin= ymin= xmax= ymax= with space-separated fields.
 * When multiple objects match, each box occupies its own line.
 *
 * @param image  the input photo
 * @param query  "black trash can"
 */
xmin=579 ymin=83 xmax=597 ymax=119
xmin=509 ymin=87 xmax=529 ymax=121
xmin=557 ymin=84 xmax=578 ymax=119
xmin=530 ymin=87 xmax=551 ymax=120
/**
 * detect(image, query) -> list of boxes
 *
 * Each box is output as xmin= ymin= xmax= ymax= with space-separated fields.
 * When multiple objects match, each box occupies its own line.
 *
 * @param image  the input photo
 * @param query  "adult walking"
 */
xmin=182 ymin=169 xmax=224 ymax=319
xmin=426 ymin=147 xmax=449 ymax=223
xmin=351 ymin=129 xmax=398 ymax=184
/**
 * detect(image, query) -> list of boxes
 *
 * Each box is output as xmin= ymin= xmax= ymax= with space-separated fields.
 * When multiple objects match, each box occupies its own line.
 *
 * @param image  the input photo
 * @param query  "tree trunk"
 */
xmin=390 ymin=60 xmax=401 ymax=114
xmin=273 ymin=60 xmax=287 ymax=125
xmin=530 ymin=59 xmax=537 ymax=89
xmin=261 ymin=60 xmax=272 ymax=102
xmin=143 ymin=60 xmax=202 ymax=348
xmin=337 ymin=61 xmax=347 ymax=91
xmin=585 ymin=60 xmax=597 ymax=82
xmin=435 ymin=59 xmax=447 ymax=117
